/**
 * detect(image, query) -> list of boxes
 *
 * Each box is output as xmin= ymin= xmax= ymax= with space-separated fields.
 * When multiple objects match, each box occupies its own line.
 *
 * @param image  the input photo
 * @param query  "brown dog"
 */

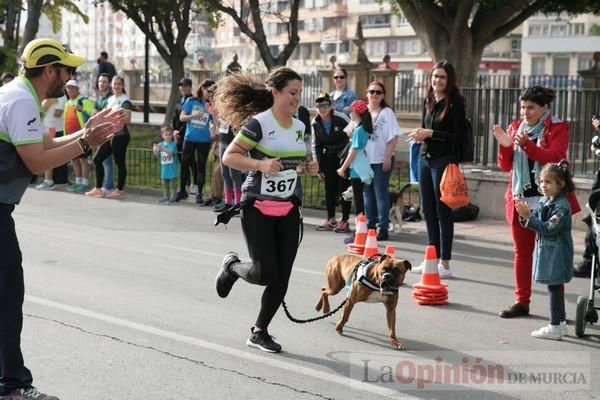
xmin=315 ymin=254 xmax=411 ymax=350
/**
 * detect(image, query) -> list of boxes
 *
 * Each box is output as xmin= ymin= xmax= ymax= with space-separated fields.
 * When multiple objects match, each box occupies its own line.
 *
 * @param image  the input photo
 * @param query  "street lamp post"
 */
xmin=143 ymin=35 xmax=149 ymax=123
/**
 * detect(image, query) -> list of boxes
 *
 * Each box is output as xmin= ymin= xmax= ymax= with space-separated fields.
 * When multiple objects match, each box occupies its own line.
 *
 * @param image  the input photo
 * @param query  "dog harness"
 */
xmin=345 ymin=257 xmax=399 ymax=297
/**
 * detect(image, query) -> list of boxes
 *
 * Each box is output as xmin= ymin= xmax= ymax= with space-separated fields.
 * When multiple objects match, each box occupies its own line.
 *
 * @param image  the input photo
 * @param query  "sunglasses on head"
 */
xmin=368 ymin=89 xmax=383 ymax=95
xmin=333 ymin=76 xmax=346 ymax=80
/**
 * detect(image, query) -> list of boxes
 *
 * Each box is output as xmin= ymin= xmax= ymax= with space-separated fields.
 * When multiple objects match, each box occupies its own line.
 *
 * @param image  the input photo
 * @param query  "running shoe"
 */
xmin=85 ymin=188 xmax=104 ymax=197
xmin=531 ymin=324 xmax=562 ymax=340
xmin=333 ymin=220 xmax=350 ymax=233
xmin=246 ymin=327 xmax=282 ymax=353
xmin=215 ymin=252 xmax=240 ymax=298
xmin=315 ymin=218 xmax=337 ymax=231
xmin=66 ymin=183 xmax=80 ymax=192
xmin=106 ymin=190 xmax=126 ymax=199
xmin=35 ymin=181 xmax=55 ymax=191
xmin=73 ymin=184 xmax=90 ymax=193
xmin=3 ymin=387 xmax=59 ymax=400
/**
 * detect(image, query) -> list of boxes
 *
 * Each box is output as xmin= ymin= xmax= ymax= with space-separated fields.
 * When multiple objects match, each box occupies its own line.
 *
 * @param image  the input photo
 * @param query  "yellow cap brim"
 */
xmin=60 ymin=53 xmax=86 ymax=68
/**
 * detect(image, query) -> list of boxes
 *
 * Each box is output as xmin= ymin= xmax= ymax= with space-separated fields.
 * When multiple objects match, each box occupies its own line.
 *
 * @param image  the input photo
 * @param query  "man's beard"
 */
xmin=48 ymin=80 xmax=65 ymax=98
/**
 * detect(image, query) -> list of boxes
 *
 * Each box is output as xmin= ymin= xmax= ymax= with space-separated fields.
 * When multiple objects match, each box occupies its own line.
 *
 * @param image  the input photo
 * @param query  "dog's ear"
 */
xmin=379 ymin=254 xmax=389 ymax=262
xmin=398 ymin=260 xmax=411 ymax=271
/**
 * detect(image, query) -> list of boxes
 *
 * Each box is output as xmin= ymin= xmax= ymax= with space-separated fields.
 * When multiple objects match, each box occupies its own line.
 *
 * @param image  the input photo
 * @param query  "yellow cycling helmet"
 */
xmin=21 ymin=38 xmax=85 ymax=69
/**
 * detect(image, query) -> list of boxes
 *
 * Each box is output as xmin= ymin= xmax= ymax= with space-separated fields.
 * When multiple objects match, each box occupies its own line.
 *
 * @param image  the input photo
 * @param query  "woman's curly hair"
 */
xmin=213 ymin=67 xmax=302 ymax=131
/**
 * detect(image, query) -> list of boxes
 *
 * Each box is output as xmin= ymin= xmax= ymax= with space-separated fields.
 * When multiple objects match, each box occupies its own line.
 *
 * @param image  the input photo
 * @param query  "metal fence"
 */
xmin=123 ymin=147 xmax=410 ymax=208
xmin=393 ymin=72 xmax=585 ymax=113
xmin=463 ymin=87 xmax=600 ymax=175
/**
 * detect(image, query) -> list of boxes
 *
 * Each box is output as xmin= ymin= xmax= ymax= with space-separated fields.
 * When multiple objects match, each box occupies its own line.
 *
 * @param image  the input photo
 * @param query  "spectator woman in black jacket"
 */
xmin=311 ymin=92 xmax=352 ymax=232
xmin=407 ymin=61 xmax=467 ymax=279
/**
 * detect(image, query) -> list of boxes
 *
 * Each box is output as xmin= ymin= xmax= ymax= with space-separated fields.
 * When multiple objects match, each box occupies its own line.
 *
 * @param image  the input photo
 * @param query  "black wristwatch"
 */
xmin=76 ymin=137 xmax=91 ymax=154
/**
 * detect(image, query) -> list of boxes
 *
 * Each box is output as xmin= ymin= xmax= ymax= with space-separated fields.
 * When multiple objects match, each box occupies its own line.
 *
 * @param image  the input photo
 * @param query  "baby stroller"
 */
xmin=575 ymin=190 xmax=600 ymax=337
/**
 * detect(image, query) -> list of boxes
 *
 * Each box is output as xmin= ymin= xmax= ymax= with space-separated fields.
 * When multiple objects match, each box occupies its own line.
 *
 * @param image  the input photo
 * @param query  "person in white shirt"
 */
xmin=364 ymin=80 xmax=403 ymax=241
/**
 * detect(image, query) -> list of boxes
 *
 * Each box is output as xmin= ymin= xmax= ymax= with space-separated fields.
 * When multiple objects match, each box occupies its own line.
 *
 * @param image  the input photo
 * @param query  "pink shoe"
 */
xmin=106 ymin=190 xmax=125 ymax=199
xmin=85 ymin=187 xmax=104 ymax=197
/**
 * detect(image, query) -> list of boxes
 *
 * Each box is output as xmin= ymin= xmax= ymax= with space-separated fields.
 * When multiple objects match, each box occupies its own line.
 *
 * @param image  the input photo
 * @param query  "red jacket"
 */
xmin=497 ymin=113 xmax=580 ymax=224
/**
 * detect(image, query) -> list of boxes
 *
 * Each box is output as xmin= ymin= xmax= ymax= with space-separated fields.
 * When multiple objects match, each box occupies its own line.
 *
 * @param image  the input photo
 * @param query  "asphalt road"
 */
xmin=12 ymin=188 xmax=600 ymax=400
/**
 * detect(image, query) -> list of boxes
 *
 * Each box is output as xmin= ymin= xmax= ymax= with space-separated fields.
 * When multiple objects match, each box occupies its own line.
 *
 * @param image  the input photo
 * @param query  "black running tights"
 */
xmin=230 ymin=204 xmax=300 ymax=330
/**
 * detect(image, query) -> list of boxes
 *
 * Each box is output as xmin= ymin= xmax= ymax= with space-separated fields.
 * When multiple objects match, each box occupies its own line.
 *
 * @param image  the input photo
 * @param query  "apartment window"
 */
xmin=553 ymin=57 xmax=569 ymax=75
xmin=570 ymin=23 xmax=585 ymax=36
xmin=531 ymin=57 xmax=545 ymax=75
xmin=511 ymin=39 xmax=521 ymax=52
xmin=400 ymin=39 xmax=418 ymax=55
xmin=528 ymin=24 xmax=542 ymax=37
xmin=397 ymin=16 xmax=408 ymax=27
xmin=550 ymin=24 xmax=567 ymax=37
xmin=386 ymin=39 xmax=398 ymax=55
xmin=360 ymin=14 xmax=391 ymax=29
xmin=578 ymin=55 xmax=593 ymax=71
xmin=369 ymin=40 xmax=385 ymax=56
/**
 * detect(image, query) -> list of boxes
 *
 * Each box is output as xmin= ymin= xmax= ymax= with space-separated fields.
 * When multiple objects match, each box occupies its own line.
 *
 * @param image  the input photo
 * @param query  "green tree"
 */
xmin=201 ymin=0 xmax=300 ymax=70
xmin=391 ymin=0 xmax=600 ymax=85
xmin=104 ymin=0 xmax=196 ymax=124
xmin=0 ymin=0 xmax=22 ymax=73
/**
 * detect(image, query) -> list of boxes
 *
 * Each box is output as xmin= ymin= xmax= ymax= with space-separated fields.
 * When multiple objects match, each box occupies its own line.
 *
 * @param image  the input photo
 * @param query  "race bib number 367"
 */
xmin=260 ymin=169 xmax=297 ymax=198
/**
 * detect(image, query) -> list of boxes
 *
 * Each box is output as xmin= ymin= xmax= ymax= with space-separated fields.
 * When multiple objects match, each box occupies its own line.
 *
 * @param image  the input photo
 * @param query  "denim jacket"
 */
xmin=522 ymin=194 xmax=574 ymax=285
xmin=329 ymin=88 xmax=357 ymax=115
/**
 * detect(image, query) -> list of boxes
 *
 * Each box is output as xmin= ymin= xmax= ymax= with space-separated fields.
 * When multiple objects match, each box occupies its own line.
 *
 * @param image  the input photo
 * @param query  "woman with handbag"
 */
xmin=492 ymin=86 xmax=580 ymax=319
xmin=311 ymin=92 xmax=352 ymax=232
xmin=407 ymin=61 xmax=467 ymax=278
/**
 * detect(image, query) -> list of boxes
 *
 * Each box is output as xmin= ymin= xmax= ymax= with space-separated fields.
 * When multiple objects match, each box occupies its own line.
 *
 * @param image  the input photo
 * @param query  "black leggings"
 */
xmin=180 ymin=141 xmax=210 ymax=194
xmin=320 ymin=156 xmax=351 ymax=221
xmin=230 ymin=204 xmax=300 ymax=329
xmin=93 ymin=133 xmax=130 ymax=190
xmin=548 ymin=284 xmax=566 ymax=326
xmin=351 ymin=178 xmax=364 ymax=216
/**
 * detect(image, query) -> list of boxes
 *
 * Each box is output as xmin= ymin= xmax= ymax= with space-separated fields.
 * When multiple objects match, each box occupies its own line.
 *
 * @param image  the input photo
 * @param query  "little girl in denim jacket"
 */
xmin=515 ymin=160 xmax=575 ymax=340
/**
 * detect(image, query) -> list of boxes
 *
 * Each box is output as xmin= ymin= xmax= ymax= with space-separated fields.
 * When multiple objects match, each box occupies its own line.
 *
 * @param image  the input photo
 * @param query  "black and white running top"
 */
xmin=238 ymin=109 xmax=307 ymax=202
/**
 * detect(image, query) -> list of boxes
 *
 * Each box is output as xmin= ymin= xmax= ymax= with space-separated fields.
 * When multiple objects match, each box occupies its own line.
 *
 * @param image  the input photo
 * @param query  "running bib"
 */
xmin=191 ymin=105 xmax=209 ymax=128
xmin=219 ymin=121 xmax=230 ymax=134
xmin=260 ymin=169 xmax=297 ymax=198
xmin=160 ymin=151 xmax=174 ymax=165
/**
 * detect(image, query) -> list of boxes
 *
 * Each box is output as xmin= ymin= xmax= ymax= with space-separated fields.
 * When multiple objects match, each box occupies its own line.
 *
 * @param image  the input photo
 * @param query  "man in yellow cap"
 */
xmin=0 ymin=38 xmax=125 ymax=400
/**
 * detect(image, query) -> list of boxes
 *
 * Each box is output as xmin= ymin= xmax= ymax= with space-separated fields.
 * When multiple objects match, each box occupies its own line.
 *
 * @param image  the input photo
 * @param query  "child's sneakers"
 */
xmin=411 ymin=262 xmax=425 ymax=274
xmin=531 ymin=324 xmax=562 ymax=340
xmin=561 ymin=321 xmax=569 ymax=337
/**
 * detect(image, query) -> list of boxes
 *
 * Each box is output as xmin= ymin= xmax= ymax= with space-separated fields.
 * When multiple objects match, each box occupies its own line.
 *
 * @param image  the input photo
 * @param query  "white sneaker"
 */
xmin=438 ymin=264 xmax=452 ymax=279
xmin=189 ymin=185 xmax=198 ymax=195
xmin=35 ymin=181 xmax=55 ymax=190
xmin=411 ymin=262 xmax=425 ymax=274
xmin=531 ymin=324 xmax=562 ymax=340
xmin=561 ymin=321 xmax=568 ymax=337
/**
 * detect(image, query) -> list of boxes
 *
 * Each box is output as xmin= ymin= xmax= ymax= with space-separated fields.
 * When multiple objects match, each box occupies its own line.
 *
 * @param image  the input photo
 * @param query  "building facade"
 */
xmin=521 ymin=13 xmax=600 ymax=76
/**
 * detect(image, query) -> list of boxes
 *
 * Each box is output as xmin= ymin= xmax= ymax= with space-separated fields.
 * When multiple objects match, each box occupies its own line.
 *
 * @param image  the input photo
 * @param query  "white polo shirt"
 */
xmin=0 ymin=77 xmax=45 ymax=204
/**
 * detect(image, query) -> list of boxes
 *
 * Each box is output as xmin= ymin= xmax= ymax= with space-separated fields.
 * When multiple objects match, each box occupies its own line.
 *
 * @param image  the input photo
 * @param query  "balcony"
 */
xmin=522 ymin=36 xmax=599 ymax=53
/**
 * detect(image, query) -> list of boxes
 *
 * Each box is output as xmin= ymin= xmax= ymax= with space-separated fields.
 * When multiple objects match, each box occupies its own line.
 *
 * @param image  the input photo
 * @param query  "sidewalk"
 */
xmin=82 ymin=185 xmax=587 ymax=254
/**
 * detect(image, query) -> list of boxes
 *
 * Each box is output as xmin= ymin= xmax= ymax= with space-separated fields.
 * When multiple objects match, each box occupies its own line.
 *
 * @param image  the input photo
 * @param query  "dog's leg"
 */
xmin=384 ymin=297 xmax=405 ymax=350
xmin=336 ymin=300 xmax=355 ymax=335
xmin=315 ymin=290 xmax=331 ymax=314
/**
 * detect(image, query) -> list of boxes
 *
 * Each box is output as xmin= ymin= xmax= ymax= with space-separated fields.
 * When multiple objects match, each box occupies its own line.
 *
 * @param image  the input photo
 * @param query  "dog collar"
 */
xmin=352 ymin=259 xmax=399 ymax=295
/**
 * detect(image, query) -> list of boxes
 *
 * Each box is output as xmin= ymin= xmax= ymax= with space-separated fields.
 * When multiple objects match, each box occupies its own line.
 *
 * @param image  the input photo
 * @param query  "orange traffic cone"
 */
xmin=347 ymin=213 xmax=368 ymax=255
xmin=384 ymin=245 xmax=396 ymax=258
xmin=362 ymin=229 xmax=379 ymax=258
xmin=412 ymin=245 xmax=448 ymax=305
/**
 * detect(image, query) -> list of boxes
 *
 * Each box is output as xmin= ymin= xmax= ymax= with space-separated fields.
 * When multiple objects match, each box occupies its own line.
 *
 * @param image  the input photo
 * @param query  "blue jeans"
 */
xmin=419 ymin=155 xmax=454 ymax=260
xmin=363 ymin=162 xmax=392 ymax=232
xmin=102 ymin=154 xmax=114 ymax=191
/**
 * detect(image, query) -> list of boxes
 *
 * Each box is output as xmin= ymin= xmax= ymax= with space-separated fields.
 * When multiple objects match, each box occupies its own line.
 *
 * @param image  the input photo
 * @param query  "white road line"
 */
xmin=26 ymin=295 xmax=412 ymax=399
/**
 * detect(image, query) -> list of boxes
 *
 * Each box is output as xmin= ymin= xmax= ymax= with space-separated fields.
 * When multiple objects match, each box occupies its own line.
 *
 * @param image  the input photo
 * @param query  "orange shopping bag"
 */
xmin=440 ymin=163 xmax=470 ymax=209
